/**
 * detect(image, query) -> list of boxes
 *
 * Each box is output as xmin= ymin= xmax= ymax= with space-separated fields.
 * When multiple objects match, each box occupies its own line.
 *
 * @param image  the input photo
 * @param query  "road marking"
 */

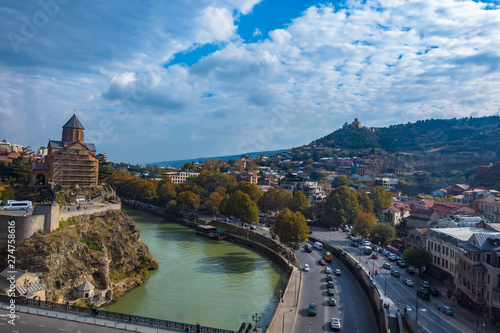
xmin=39 ymin=324 xmax=45 ymax=327
xmin=59 ymin=329 xmax=66 ymax=331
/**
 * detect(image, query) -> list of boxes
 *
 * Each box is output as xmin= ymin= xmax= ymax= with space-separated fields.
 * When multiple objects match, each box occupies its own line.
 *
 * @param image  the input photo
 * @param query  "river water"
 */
xmin=102 ymin=207 xmax=287 ymax=331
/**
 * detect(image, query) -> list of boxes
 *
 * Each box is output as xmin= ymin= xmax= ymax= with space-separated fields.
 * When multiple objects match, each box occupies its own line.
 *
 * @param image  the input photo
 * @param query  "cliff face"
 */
xmin=3 ymin=210 xmax=157 ymax=302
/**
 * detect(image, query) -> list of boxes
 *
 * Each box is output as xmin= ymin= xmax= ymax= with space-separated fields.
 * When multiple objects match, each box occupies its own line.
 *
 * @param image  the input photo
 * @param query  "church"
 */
xmin=31 ymin=113 xmax=99 ymax=188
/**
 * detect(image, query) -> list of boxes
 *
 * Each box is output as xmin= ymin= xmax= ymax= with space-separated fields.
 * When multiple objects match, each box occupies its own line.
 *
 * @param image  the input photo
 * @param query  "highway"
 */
xmin=292 ymin=242 xmax=377 ymax=333
xmin=311 ymin=227 xmax=492 ymax=333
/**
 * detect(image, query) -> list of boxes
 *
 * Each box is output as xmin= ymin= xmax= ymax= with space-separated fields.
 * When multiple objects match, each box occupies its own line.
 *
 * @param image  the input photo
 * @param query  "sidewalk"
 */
xmin=267 ymin=267 xmax=300 ymax=333
xmin=0 ymin=301 xmax=181 ymax=333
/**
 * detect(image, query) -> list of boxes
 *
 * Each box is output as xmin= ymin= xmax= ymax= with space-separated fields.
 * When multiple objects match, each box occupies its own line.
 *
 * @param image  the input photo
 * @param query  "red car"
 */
xmin=319 ymin=259 xmax=327 ymax=266
xmin=372 ymin=254 xmax=378 ymax=259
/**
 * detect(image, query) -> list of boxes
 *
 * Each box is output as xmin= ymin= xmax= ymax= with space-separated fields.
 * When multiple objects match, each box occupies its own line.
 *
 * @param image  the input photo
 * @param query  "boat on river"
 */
xmin=195 ymin=225 xmax=226 ymax=240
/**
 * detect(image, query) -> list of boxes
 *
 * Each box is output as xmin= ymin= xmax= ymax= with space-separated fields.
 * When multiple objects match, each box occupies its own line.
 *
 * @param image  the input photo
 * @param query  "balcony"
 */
xmin=456 ymin=283 xmax=485 ymax=304
xmin=456 ymin=265 xmax=486 ymax=289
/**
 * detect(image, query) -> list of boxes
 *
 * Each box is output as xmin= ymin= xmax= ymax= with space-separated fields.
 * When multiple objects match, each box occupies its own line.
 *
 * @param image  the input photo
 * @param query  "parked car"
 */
xmin=250 ymin=225 xmax=256 ymax=230
xmin=308 ymin=302 xmax=317 ymax=316
xmin=430 ymin=288 xmax=440 ymax=297
xmin=304 ymin=244 xmax=313 ymax=253
xmin=421 ymin=281 xmax=431 ymax=289
xmin=406 ymin=267 xmax=416 ymax=275
xmin=326 ymin=274 xmax=333 ymax=281
xmin=351 ymin=242 xmax=359 ymax=247
xmin=404 ymin=278 xmax=415 ymax=287
xmin=304 ymin=264 xmax=310 ymax=272
xmin=328 ymin=288 xmax=335 ymax=296
xmin=328 ymin=281 xmax=334 ymax=288
xmin=371 ymin=253 xmax=378 ymax=259
xmin=325 ymin=267 xmax=332 ymax=274
xmin=391 ymin=270 xmax=400 ymax=278
xmin=329 ymin=298 xmax=337 ymax=306
xmin=319 ymin=259 xmax=327 ymax=266
xmin=383 ymin=263 xmax=391 ymax=269
xmin=438 ymin=305 xmax=454 ymax=316
xmin=399 ymin=262 xmax=409 ymax=268
xmin=330 ymin=318 xmax=341 ymax=330
xmin=334 ymin=269 xmax=342 ymax=276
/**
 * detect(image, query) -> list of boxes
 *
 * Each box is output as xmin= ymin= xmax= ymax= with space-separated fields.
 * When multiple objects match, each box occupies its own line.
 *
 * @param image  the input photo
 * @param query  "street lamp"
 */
xmin=279 ymin=289 xmax=283 ymax=303
xmin=252 ymin=313 xmax=262 ymax=331
xmin=282 ymin=309 xmax=293 ymax=333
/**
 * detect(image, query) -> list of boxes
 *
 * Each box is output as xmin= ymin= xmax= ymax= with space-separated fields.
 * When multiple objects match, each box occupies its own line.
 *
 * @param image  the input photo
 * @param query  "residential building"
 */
xmin=474 ymin=197 xmax=500 ymax=222
xmin=0 ymin=139 xmax=22 ymax=152
xmin=229 ymin=170 xmax=258 ymax=184
xmin=405 ymin=207 xmax=440 ymax=229
xmin=382 ymin=203 xmax=410 ymax=226
xmin=375 ymin=177 xmax=398 ymax=191
xmin=164 ymin=171 xmax=200 ymax=184
xmin=407 ymin=228 xmax=428 ymax=249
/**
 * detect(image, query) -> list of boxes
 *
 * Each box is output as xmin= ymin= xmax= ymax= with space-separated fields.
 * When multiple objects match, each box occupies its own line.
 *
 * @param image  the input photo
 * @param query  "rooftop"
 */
xmin=429 ymin=227 xmax=500 ymax=241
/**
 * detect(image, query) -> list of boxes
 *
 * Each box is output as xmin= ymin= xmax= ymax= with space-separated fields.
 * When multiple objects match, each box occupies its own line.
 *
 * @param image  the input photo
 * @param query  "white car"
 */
xmin=331 ymin=318 xmax=341 ymax=330
xmin=325 ymin=267 xmax=332 ymax=274
xmin=334 ymin=269 xmax=341 ymax=275
xmin=404 ymin=278 xmax=415 ymax=287
xmin=304 ymin=264 xmax=310 ymax=272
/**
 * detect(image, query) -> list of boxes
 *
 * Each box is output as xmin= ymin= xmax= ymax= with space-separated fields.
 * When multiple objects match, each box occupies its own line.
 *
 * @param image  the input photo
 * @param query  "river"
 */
xmin=102 ymin=207 xmax=287 ymax=331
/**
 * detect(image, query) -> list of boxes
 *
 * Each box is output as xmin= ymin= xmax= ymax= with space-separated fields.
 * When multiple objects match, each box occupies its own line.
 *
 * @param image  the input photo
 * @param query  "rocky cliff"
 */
xmin=1 ymin=210 xmax=158 ymax=302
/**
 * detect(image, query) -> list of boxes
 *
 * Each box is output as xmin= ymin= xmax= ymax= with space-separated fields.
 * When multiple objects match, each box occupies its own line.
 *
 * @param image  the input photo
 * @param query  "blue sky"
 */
xmin=1 ymin=0 xmax=500 ymax=163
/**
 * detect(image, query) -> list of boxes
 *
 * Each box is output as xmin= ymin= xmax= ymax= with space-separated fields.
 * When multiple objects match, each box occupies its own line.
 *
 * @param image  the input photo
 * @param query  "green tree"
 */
xmin=236 ymin=182 xmax=263 ymax=203
xmin=271 ymin=208 xmax=309 ymax=256
xmin=257 ymin=188 xmax=292 ymax=213
xmin=403 ymin=247 xmax=431 ymax=274
xmin=157 ymin=176 xmax=177 ymax=203
xmin=303 ymin=164 xmax=313 ymax=172
xmin=181 ymin=162 xmax=196 ymax=171
xmin=179 ymin=191 xmax=201 ymax=212
xmin=370 ymin=223 xmax=396 ymax=245
xmin=163 ymin=199 xmax=179 ymax=218
xmin=352 ymin=211 xmax=377 ymax=238
xmin=227 ymin=190 xmax=258 ymax=223
xmin=321 ymin=185 xmax=360 ymax=228
xmin=370 ymin=186 xmax=393 ymax=218
xmin=357 ymin=191 xmax=374 ymax=213
xmin=205 ymin=191 xmax=224 ymax=217
xmin=335 ymin=174 xmax=349 ymax=186
xmin=288 ymin=191 xmax=310 ymax=213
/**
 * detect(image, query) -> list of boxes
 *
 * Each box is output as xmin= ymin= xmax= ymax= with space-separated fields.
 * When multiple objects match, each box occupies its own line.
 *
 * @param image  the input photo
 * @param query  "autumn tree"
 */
xmin=321 ymin=185 xmax=360 ymax=228
xmin=257 ymin=188 xmax=291 ymax=213
xmin=157 ymin=176 xmax=177 ymax=203
xmin=288 ymin=191 xmax=310 ymax=213
xmin=181 ymin=162 xmax=196 ymax=171
xmin=179 ymin=191 xmax=201 ymax=212
xmin=357 ymin=191 xmax=374 ymax=213
xmin=236 ymin=181 xmax=263 ymax=203
xmin=205 ymin=191 xmax=224 ymax=217
xmin=352 ymin=211 xmax=377 ymax=238
xmin=271 ymin=208 xmax=309 ymax=256
xmin=227 ymin=190 xmax=258 ymax=223
xmin=370 ymin=223 xmax=396 ymax=245
xmin=370 ymin=186 xmax=393 ymax=218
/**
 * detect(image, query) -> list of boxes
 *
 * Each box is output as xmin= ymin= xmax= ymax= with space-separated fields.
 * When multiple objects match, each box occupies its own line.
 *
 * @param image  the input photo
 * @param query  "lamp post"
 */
xmin=415 ymin=289 xmax=419 ymax=323
xmin=252 ymin=313 xmax=262 ymax=331
xmin=279 ymin=289 xmax=283 ymax=303
xmin=282 ymin=309 xmax=293 ymax=333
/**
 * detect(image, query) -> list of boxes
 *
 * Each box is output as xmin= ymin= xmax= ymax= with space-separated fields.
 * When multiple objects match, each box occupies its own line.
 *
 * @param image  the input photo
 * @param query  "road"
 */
xmin=311 ymin=226 xmax=492 ymax=333
xmin=292 ymin=242 xmax=377 ymax=333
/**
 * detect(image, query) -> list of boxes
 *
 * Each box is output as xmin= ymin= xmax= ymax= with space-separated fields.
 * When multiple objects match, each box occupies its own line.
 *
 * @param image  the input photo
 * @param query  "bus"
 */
xmin=2 ymin=201 xmax=32 ymax=211
xmin=385 ymin=245 xmax=399 ymax=255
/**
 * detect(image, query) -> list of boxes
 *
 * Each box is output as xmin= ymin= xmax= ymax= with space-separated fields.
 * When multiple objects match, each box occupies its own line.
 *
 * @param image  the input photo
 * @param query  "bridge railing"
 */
xmin=21 ymin=298 xmax=235 ymax=333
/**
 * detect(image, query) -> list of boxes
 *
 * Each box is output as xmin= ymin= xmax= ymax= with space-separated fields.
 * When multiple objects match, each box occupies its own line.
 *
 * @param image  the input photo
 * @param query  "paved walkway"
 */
xmin=0 ymin=301 xmax=181 ymax=333
xmin=267 ymin=267 xmax=300 ymax=333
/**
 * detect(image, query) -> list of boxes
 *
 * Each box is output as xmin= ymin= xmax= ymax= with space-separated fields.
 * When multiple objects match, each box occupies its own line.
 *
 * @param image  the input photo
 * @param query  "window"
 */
xmin=446 ymin=247 xmax=449 ymax=256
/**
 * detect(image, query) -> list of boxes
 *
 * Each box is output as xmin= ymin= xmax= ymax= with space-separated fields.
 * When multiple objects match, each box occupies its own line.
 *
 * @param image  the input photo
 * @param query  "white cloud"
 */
xmin=195 ymin=6 xmax=237 ymax=44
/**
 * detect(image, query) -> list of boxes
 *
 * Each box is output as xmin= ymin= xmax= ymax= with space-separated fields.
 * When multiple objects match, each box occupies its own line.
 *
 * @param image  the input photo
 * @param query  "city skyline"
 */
xmin=1 ymin=0 xmax=500 ymax=163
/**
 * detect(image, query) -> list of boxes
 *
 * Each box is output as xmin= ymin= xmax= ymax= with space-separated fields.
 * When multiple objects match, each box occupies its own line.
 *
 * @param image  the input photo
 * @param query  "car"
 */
xmin=334 ymin=269 xmax=342 ymax=275
xmin=351 ymin=242 xmax=359 ymax=247
xmin=328 ymin=288 xmax=334 ymax=296
xmin=304 ymin=264 xmax=310 ymax=272
xmin=250 ymin=225 xmax=256 ymax=230
xmin=319 ymin=259 xmax=327 ymax=266
xmin=396 ymin=260 xmax=403 ymax=266
xmin=330 ymin=318 xmax=341 ymax=330
xmin=326 ymin=274 xmax=333 ymax=281
xmin=243 ymin=223 xmax=248 ymax=228
xmin=404 ymin=278 xmax=415 ymax=287
xmin=371 ymin=253 xmax=378 ymax=259
xmin=418 ymin=288 xmax=430 ymax=300
xmin=329 ymin=298 xmax=337 ymax=306
xmin=304 ymin=244 xmax=313 ymax=253
xmin=406 ymin=267 xmax=416 ymax=275
xmin=421 ymin=281 xmax=431 ymax=289
xmin=430 ymin=288 xmax=440 ymax=297
xmin=383 ymin=263 xmax=391 ymax=269
xmin=327 ymin=281 xmax=334 ymax=288
xmin=325 ymin=267 xmax=332 ymax=274
xmin=438 ymin=305 xmax=454 ymax=315
xmin=399 ymin=262 xmax=409 ymax=268
xmin=308 ymin=302 xmax=317 ymax=316
xmin=391 ymin=270 xmax=400 ymax=278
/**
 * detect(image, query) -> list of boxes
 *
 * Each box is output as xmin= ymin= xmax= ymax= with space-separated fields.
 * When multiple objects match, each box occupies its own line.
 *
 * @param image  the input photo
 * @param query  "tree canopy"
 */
xmin=369 ymin=223 xmax=396 ymax=245
xmin=352 ymin=211 xmax=377 ymax=238
xmin=321 ymin=185 xmax=360 ymax=227
xmin=227 ymin=190 xmax=258 ymax=223
xmin=271 ymin=208 xmax=309 ymax=253
xmin=403 ymin=247 xmax=431 ymax=272
xmin=370 ymin=186 xmax=392 ymax=218
xmin=288 ymin=191 xmax=310 ymax=213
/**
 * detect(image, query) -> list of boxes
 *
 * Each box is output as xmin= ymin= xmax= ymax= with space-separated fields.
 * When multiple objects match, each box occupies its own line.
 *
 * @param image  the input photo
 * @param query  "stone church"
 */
xmin=31 ymin=113 xmax=99 ymax=187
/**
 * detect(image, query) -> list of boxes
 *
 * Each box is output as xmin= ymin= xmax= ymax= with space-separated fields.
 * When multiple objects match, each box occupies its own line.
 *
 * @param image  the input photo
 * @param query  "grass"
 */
xmin=80 ymin=238 xmax=103 ymax=251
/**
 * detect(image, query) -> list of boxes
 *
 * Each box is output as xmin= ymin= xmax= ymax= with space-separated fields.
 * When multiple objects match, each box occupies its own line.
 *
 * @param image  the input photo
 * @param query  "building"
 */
xmin=30 ymin=113 xmax=99 ymax=187
xmin=375 ymin=177 xmax=398 ymax=191
xmin=474 ymin=197 xmax=500 ymax=222
xmin=405 ymin=207 xmax=440 ymax=229
xmin=382 ymin=203 xmax=410 ymax=226
xmin=280 ymin=175 xmax=327 ymax=205
xmin=229 ymin=170 xmax=258 ymax=184
xmin=0 ymin=139 xmax=22 ymax=152
xmin=0 ymin=268 xmax=47 ymax=300
xmin=407 ymin=228 xmax=428 ymax=249
xmin=164 ymin=171 xmax=200 ymax=184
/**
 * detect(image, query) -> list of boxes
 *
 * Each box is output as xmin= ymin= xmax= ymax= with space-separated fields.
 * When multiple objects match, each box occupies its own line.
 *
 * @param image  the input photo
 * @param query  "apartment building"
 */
xmin=164 ymin=171 xmax=200 ymax=184
xmin=475 ymin=197 xmax=500 ymax=222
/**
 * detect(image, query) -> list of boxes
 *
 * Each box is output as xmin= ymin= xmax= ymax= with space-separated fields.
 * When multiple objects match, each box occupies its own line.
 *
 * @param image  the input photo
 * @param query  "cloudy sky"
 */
xmin=1 ymin=0 xmax=500 ymax=163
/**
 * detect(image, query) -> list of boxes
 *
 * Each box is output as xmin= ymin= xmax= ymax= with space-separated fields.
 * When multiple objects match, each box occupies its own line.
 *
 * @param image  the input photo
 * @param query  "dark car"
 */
xmin=328 ymin=288 xmax=335 ymax=296
xmin=406 ymin=267 xmax=416 ymax=275
xmin=430 ymin=288 xmax=440 ymax=297
xmin=326 ymin=274 xmax=333 ymax=281
xmin=327 ymin=281 xmax=334 ymax=288
xmin=438 ymin=305 xmax=454 ymax=316
xmin=417 ymin=288 xmax=430 ymax=300
xmin=399 ymin=262 xmax=409 ymax=268
xmin=308 ymin=302 xmax=317 ymax=316
xmin=351 ymin=242 xmax=359 ymax=247
xmin=304 ymin=244 xmax=313 ymax=253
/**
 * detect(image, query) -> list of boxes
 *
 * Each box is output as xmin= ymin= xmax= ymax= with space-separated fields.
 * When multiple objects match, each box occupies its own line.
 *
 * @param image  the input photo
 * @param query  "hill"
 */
xmin=149 ymin=148 xmax=289 ymax=168
xmin=313 ymin=116 xmax=500 ymax=155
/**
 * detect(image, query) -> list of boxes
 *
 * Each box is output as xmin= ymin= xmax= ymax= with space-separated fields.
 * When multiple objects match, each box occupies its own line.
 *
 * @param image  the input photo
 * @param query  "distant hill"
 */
xmin=312 ymin=116 xmax=500 ymax=154
xmin=149 ymin=149 xmax=290 ymax=168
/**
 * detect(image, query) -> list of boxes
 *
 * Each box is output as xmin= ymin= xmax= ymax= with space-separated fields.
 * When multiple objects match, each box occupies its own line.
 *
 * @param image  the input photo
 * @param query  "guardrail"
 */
xmin=20 ymin=298 xmax=235 ymax=333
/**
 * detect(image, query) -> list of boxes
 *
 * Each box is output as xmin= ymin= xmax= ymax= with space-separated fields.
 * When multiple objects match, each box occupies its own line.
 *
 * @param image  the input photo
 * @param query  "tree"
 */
xmin=157 ymin=176 xmax=177 ymax=203
xmin=271 ymin=208 xmax=309 ymax=255
xmin=321 ymin=185 xmax=360 ymax=228
xmin=357 ymin=191 xmax=374 ymax=213
xmin=257 ymin=188 xmax=292 ymax=213
xmin=370 ymin=223 xmax=396 ymax=245
xmin=227 ymin=190 xmax=258 ymax=223
xmin=288 ymin=191 xmax=310 ymax=213
xmin=303 ymin=164 xmax=313 ymax=172
xmin=352 ymin=211 xmax=377 ymax=238
xmin=163 ymin=199 xmax=179 ymax=218
xmin=370 ymin=186 xmax=393 ymax=218
xmin=179 ymin=191 xmax=201 ymax=212
xmin=181 ymin=162 xmax=196 ymax=171
xmin=335 ymin=174 xmax=349 ymax=186
xmin=403 ymin=247 xmax=431 ymax=274
xmin=236 ymin=182 xmax=263 ymax=203
xmin=205 ymin=191 xmax=224 ymax=217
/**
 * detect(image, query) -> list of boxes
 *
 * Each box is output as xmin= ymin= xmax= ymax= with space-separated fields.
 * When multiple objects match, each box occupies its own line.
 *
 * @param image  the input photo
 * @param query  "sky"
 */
xmin=1 ymin=0 xmax=500 ymax=164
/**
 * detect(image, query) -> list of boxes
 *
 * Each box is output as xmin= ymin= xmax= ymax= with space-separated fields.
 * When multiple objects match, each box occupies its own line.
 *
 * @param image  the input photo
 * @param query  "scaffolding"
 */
xmin=53 ymin=147 xmax=98 ymax=188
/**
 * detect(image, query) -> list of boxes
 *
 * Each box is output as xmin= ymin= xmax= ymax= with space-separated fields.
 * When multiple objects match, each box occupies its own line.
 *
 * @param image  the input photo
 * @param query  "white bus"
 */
xmin=2 ymin=201 xmax=32 ymax=211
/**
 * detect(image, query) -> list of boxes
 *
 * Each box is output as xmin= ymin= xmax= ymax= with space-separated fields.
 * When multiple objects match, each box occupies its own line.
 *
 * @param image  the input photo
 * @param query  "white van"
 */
xmin=313 ymin=242 xmax=323 ymax=250
xmin=2 ymin=200 xmax=32 ymax=211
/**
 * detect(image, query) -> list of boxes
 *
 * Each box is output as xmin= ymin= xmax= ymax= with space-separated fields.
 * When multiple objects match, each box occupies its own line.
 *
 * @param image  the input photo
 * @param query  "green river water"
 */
xmin=102 ymin=207 xmax=287 ymax=331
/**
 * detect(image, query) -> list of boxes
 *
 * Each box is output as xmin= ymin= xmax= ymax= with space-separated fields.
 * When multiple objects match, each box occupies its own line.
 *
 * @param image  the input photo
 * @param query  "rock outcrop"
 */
xmin=1 ymin=210 xmax=157 ymax=302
